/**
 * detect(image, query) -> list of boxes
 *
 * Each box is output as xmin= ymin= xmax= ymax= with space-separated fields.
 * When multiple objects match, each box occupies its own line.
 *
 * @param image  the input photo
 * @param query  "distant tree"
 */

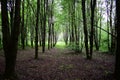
xmin=105 ymin=0 xmax=111 ymax=51
xmin=48 ymin=0 xmax=53 ymax=49
xmin=21 ymin=0 xmax=25 ymax=49
xmin=35 ymin=0 xmax=40 ymax=59
xmin=110 ymin=0 xmax=115 ymax=53
xmin=26 ymin=0 xmax=36 ymax=48
xmin=97 ymin=1 xmax=103 ymax=50
xmin=42 ymin=0 xmax=47 ymax=53
xmin=1 ymin=0 xmax=21 ymax=79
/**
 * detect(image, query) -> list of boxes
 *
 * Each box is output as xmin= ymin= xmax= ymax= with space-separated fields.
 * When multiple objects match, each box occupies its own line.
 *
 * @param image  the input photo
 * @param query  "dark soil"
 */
xmin=0 ymin=48 xmax=115 ymax=80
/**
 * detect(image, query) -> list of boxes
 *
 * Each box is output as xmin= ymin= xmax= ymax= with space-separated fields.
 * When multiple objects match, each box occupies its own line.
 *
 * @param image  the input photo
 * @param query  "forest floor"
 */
xmin=0 ymin=47 xmax=115 ymax=80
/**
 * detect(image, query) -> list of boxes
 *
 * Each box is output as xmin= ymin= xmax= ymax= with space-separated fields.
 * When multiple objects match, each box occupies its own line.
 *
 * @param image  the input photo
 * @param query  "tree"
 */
xmin=48 ymin=0 xmax=54 ymax=49
xmin=105 ymin=0 xmax=111 ymax=51
xmin=35 ymin=0 xmax=40 ymax=59
xmin=90 ymin=0 xmax=96 ymax=59
xmin=115 ymin=0 xmax=120 ymax=80
xmin=21 ymin=0 xmax=25 ymax=49
xmin=110 ymin=0 xmax=115 ymax=53
xmin=81 ymin=0 xmax=90 ymax=59
xmin=42 ymin=0 xmax=47 ymax=53
xmin=1 ymin=0 xmax=21 ymax=79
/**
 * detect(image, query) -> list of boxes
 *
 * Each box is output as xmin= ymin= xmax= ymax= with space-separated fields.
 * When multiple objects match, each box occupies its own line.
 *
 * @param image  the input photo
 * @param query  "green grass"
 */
xmin=55 ymin=41 xmax=66 ymax=49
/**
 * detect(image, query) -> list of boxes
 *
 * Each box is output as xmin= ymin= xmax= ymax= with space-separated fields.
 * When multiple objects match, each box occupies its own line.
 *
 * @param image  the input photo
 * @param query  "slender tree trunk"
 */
xmin=90 ymin=0 xmax=96 ymax=59
xmin=71 ymin=1 xmax=75 ymax=45
xmin=50 ymin=28 xmax=52 ymax=48
xmin=64 ymin=27 xmax=68 ymax=45
xmin=25 ymin=4 xmax=29 ymax=46
xmin=35 ymin=0 xmax=40 ymax=59
xmin=39 ymin=0 xmax=42 ymax=47
xmin=29 ymin=8 xmax=34 ymax=48
xmin=48 ymin=22 xmax=51 ymax=49
xmin=110 ymin=0 xmax=115 ymax=53
xmin=48 ymin=3 xmax=51 ymax=49
xmin=42 ymin=0 xmax=47 ymax=53
xmin=94 ymin=5 xmax=99 ymax=51
xmin=106 ymin=1 xmax=110 ymax=51
xmin=21 ymin=0 xmax=25 ymax=49
xmin=52 ymin=23 xmax=55 ymax=47
xmin=99 ymin=5 xmax=102 ymax=49
xmin=82 ymin=0 xmax=90 ymax=59
xmin=30 ymin=25 xmax=34 ymax=48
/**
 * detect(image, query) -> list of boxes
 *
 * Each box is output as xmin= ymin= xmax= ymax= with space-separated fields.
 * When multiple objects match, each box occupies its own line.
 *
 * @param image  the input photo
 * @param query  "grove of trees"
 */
xmin=0 ymin=0 xmax=120 ymax=80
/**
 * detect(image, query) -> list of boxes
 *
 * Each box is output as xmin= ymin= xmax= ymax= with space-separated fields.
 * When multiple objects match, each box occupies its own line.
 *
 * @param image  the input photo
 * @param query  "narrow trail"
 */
xmin=0 ymin=47 xmax=115 ymax=80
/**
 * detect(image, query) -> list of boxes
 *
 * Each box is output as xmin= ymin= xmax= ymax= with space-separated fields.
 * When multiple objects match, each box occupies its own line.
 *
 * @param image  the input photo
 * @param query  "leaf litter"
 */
xmin=0 ymin=48 xmax=115 ymax=80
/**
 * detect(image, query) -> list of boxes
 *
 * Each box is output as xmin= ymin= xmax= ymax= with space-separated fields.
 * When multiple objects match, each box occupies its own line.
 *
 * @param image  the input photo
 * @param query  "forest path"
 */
xmin=0 ymin=47 xmax=115 ymax=80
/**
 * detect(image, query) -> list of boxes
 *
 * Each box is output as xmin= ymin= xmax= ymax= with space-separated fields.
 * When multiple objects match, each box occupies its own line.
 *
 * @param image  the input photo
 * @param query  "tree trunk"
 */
xmin=98 ymin=4 xmax=102 ymax=50
xmin=42 ymin=0 xmax=47 ymax=53
xmin=1 ymin=0 xmax=21 ymax=79
xmin=90 ymin=0 xmax=96 ymax=59
xmin=21 ymin=0 xmax=25 ymax=49
xmin=115 ymin=0 xmax=120 ymax=79
xmin=48 ymin=4 xmax=51 ymax=50
xmin=106 ymin=1 xmax=110 ymax=51
xmin=82 ymin=0 xmax=90 ymax=59
xmin=35 ymin=0 xmax=40 ymax=59
xmin=110 ymin=0 xmax=115 ymax=53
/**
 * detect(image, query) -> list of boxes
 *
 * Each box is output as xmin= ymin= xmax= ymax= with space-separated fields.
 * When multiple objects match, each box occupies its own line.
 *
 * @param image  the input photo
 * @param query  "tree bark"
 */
xmin=21 ymin=0 xmax=25 ymax=49
xmin=35 ymin=0 xmax=40 ymax=59
xmin=1 ymin=0 xmax=21 ymax=79
xmin=90 ymin=0 xmax=96 ymax=59
xmin=42 ymin=0 xmax=47 ymax=53
xmin=82 ymin=0 xmax=90 ymax=59
xmin=115 ymin=0 xmax=120 ymax=79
